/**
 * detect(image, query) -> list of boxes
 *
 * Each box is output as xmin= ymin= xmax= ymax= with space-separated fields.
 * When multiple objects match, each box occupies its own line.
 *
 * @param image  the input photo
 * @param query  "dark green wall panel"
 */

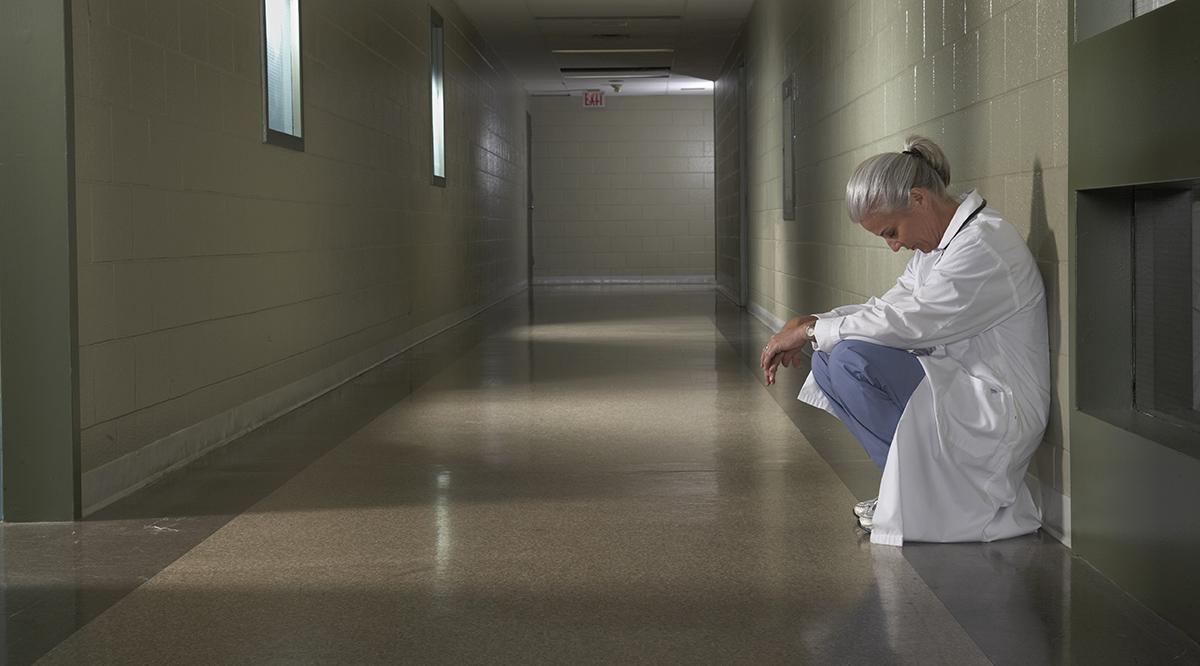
xmin=1070 ymin=0 xmax=1200 ymax=641
xmin=0 ymin=0 xmax=81 ymax=521
xmin=1070 ymin=1 xmax=1200 ymax=190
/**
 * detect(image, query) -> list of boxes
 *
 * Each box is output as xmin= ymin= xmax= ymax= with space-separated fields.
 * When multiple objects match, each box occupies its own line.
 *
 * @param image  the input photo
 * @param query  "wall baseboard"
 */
xmin=748 ymin=300 xmax=785 ymax=331
xmin=81 ymin=282 xmax=529 ymax=516
xmin=1027 ymin=473 xmax=1072 ymax=547
xmin=532 ymin=274 xmax=715 ymax=286
xmin=714 ymin=283 xmax=740 ymax=305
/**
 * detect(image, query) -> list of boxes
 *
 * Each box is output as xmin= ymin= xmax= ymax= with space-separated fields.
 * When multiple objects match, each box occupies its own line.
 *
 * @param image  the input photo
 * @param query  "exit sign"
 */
xmin=583 ymin=90 xmax=605 ymax=108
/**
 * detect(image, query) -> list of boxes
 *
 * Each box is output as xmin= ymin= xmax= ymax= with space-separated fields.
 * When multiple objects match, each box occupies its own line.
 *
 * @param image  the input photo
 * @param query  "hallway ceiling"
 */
xmin=452 ymin=0 xmax=753 ymax=96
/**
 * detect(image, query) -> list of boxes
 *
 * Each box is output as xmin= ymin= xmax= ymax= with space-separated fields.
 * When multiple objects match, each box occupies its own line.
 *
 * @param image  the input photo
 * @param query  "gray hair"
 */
xmin=845 ymin=135 xmax=952 ymax=223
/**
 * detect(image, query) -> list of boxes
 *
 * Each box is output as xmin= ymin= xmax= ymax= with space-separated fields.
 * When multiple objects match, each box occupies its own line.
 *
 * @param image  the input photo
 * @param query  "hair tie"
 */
xmin=902 ymin=149 xmax=930 ymax=166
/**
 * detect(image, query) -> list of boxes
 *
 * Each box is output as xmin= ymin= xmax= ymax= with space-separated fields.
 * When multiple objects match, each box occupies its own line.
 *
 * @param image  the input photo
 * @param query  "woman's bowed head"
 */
xmin=760 ymin=136 xmax=958 ymax=385
xmin=850 ymin=136 xmax=957 ymax=254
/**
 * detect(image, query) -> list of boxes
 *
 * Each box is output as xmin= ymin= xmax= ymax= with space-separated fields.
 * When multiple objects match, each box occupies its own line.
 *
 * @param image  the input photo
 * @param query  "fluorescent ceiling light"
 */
xmin=551 ymin=48 xmax=675 ymax=54
xmin=561 ymin=67 xmax=672 ymax=80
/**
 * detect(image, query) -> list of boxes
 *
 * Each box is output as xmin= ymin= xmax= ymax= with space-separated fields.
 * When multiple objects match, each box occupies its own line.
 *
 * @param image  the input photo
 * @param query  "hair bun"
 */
xmin=903 ymin=135 xmax=951 ymax=186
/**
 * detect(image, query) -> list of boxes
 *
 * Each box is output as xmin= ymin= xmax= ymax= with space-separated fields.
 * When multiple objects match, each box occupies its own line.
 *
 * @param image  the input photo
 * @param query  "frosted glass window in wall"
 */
xmin=264 ymin=0 xmax=302 ymax=144
xmin=1134 ymin=0 xmax=1177 ymax=16
xmin=430 ymin=10 xmax=446 ymax=185
xmin=1075 ymin=0 xmax=1177 ymax=42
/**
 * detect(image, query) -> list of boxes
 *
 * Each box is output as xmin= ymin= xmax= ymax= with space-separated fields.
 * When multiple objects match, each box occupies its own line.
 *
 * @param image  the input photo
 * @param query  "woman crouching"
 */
xmin=760 ymin=136 xmax=1051 ymax=546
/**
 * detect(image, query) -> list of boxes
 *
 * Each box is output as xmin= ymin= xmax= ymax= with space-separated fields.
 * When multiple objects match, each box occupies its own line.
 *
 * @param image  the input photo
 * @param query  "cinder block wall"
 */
xmin=71 ymin=0 xmax=527 ymax=511
xmin=529 ymin=94 xmax=715 ymax=282
xmin=716 ymin=0 xmax=1070 ymax=540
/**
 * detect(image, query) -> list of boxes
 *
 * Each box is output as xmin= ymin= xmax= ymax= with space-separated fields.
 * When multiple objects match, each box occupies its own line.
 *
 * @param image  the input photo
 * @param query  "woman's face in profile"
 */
xmin=858 ymin=189 xmax=941 ymax=254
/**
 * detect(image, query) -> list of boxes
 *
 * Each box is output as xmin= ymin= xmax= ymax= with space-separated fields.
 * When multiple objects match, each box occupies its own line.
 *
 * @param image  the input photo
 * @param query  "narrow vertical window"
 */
xmin=430 ymin=9 xmax=446 ymax=186
xmin=263 ymin=0 xmax=303 ymax=150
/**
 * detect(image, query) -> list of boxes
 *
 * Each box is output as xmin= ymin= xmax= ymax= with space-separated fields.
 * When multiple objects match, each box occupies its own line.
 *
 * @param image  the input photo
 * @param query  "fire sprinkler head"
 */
xmin=611 ymin=83 xmax=622 ymax=93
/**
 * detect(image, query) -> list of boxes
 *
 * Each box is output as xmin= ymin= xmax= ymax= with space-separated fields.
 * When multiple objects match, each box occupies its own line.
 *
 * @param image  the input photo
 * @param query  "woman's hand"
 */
xmin=760 ymin=316 xmax=817 ymax=385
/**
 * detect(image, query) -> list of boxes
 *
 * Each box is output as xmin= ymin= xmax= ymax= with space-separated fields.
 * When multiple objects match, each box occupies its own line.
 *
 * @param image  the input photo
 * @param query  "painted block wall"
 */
xmin=529 ymin=94 xmax=715 ymax=282
xmin=71 ymin=0 xmax=527 ymax=510
xmin=717 ymin=0 xmax=1070 ymax=539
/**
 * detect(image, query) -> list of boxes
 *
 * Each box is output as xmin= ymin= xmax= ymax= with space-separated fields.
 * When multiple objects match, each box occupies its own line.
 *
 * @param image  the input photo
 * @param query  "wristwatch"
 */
xmin=805 ymin=325 xmax=816 ymax=340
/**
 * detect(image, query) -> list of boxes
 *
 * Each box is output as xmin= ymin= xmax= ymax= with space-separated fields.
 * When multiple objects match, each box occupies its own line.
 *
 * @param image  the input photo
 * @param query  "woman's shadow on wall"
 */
xmin=1026 ymin=158 xmax=1066 ymax=524
xmin=1028 ymin=158 xmax=1061 ymax=348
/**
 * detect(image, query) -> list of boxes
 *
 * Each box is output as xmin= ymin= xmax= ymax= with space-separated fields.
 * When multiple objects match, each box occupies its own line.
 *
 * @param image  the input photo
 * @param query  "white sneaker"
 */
xmin=858 ymin=512 xmax=874 ymax=532
xmin=853 ymin=497 xmax=877 ymax=518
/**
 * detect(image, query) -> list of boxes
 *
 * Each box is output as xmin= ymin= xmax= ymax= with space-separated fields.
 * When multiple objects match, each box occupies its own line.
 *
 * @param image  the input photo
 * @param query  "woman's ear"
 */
xmin=909 ymin=187 xmax=925 ymax=208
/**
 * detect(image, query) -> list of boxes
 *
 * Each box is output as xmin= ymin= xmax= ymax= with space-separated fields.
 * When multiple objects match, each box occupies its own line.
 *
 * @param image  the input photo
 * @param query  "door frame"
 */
xmin=737 ymin=64 xmax=750 ymax=307
xmin=526 ymin=111 xmax=535 ymax=288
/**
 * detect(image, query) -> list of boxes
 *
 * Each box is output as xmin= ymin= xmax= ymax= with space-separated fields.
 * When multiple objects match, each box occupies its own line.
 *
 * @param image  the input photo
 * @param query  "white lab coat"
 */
xmin=798 ymin=190 xmax=1051 ymax=546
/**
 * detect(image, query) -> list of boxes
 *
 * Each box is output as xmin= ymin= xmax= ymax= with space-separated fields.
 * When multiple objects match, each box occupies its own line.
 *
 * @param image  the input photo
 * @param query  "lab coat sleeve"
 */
xmin=814 ymin=239 xmax=1022 ymax=351
xmin=812 ymin=257 xmax=917 ymax=350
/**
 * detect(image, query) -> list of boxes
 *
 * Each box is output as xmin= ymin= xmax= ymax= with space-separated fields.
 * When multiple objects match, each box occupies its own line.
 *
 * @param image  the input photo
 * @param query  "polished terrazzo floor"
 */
xmin=4 ymin=287 xmax=1199 ymax=664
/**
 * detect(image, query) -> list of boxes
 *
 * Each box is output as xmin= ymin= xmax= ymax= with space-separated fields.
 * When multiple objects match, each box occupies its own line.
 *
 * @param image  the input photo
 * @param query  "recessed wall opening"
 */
xmin=1077 ymin=179 xmax=1200 ymax=455
xmin=1133 ymin=182 xmax=1200 ymax=429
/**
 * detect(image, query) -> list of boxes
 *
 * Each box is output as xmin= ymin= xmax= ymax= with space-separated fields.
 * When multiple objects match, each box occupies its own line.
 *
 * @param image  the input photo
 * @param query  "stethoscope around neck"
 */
xmin=938 ymin=198 xmax=988 ymax=250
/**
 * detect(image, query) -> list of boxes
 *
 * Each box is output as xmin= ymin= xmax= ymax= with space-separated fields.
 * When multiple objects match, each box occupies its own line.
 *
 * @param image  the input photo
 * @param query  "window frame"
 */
xmin=261 ymin=0 xmax=305 ymax=151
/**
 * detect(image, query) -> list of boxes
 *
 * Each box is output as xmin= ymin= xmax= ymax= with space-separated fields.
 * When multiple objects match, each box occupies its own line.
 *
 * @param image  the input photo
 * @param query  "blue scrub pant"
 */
xmin=810 ymin=341 xmax=926 ymax=470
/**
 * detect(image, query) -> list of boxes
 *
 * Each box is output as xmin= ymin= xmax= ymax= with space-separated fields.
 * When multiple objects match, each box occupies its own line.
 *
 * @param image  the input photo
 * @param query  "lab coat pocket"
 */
xmin=938 ymin=370 xmax=1011 ymax=464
